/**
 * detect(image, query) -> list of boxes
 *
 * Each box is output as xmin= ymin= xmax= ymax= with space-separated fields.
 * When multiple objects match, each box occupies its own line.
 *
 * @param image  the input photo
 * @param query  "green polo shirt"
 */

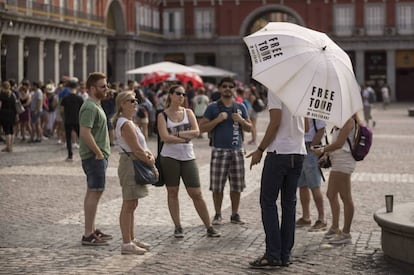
xmin=79 ymin=99 xmax=111 ymax=160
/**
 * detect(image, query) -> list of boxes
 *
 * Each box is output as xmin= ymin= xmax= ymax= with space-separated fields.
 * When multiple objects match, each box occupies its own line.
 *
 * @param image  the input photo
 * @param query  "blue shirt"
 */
xmin=204 ymin=101 xmax=248 ymax=149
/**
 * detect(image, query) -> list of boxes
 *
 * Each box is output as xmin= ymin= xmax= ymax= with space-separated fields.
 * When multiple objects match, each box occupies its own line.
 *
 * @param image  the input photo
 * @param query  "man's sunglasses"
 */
xmin=221 ymin=84 xmax=235 ymax=89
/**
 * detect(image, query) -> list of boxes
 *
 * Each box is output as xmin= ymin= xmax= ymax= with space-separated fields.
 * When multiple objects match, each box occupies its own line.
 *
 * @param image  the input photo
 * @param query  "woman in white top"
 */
xmin=113 ymin=91 xmax=156 ymax=255
xmin=311 ymin=114 xmax=360 ymax=245
xmin=157 ymin=85 xmax=220 ymax=238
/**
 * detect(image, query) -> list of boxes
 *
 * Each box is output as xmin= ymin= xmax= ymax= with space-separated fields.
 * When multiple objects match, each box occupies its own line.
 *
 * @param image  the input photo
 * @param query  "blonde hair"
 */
xmin=1 ymin=81 xmax=12 ymax=97
xmin=112 ymin=91 xmax=135 ymax=127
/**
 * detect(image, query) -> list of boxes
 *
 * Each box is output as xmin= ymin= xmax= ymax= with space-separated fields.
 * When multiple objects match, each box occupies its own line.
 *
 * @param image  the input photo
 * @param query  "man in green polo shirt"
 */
xmin=79 ymin=72 xmax=112 ymax=246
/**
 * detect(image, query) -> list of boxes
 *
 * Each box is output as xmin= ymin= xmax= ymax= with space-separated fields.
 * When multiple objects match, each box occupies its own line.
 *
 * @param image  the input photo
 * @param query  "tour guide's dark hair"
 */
xmin=86 ymin=72 xmax=106 ymax=89
xmin=218 ymin=77 xmax=235 ymax=87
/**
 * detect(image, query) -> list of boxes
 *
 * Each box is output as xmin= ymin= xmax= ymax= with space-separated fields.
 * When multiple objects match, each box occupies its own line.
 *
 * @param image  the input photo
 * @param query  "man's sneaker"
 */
xmin=121 ymin=242 xmax=146 ymax=255
xmin=174 ymin=227 xmax=184 ymax=238
xmin=212 ymin=214 xmax=222 ymax=225
xmin=94 ymin=229 xmax=113 ymax=241
xmin=249 ymin=255 xmax=281 ymax=269
xmin=296 ymin=217 xmax=311 ymax=227
xmin=308 ymin=220 xmax=327 ymax=232
xmin=324 ymin=227 xmax=342 ymax=239
xmin=132 ymin=239 xmax=151 ymax=250
xmin=328 ymin=232 xmax=352 ymax=245
xmin=65 ymin=157 xmax=73 ymax=162
xmin=207 ymin=227 xmax=221 ymax=237
xmin=230 ymin=213 xmax=245 ymax=225
xmin=81 ymin=233 xmax=109 ymax=246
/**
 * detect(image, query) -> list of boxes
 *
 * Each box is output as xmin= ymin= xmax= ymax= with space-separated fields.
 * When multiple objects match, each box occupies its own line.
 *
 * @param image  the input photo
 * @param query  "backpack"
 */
xmin=208 ymin=99 xmax=243 ymax=146
xmin=252 ymin=98 xmax=265 ymax=112
xmin=346 ymin=119 xmax=373 ymax=161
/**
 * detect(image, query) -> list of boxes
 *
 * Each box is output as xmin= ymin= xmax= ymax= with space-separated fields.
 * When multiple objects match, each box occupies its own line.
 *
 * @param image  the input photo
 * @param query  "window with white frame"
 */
xmin=153 ymin=9 xmax=160 ymax=30
xmin=163 ymin=9 xmax=184 ymax=39
xmin=333 ymin=4 xmax=354 ymax=36
xmin=396 ymin=2 xmax=414 ymax=35
xmin=145 ymin=6 xmax=151 ymax=28
xmin=365 ymin=3 xmax=385 ymax=35
xmin=195 ymin=8 xmax=215 ymax=38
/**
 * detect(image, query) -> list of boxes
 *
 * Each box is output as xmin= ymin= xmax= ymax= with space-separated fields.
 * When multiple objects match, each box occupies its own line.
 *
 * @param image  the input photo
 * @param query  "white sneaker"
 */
xmin=121 ymin=242 xmax=146 ymax=255
xmin=73 ymin=143 xmax=80 ymax=149
xmin=329 ymin=232 xmax=352 ymax=244
xmin=324 ymin=228 xmax=342 ymax=239
xmin=132 ymin=239 xmax=151 ymax=250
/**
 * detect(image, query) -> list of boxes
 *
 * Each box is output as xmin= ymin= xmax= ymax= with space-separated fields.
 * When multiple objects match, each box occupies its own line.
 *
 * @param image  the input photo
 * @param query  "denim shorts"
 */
xmin=297 ymin=152 xmax=322 ymax=189
xmin=81 ymin=157 xmax=108 ymax=191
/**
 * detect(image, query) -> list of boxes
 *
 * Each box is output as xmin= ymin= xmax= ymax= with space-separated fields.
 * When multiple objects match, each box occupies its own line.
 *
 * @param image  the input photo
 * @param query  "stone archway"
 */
xmin=106 ymin=0 xmax=127 ymax=82
xmin=106 ymin=0 xmax=126 ymax=35
xmin=239 ymin=5 xmax=305 ymax=83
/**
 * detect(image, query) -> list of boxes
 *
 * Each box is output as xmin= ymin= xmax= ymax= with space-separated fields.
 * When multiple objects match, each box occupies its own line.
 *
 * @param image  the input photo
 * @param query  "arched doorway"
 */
xmin=105 ymin=0 xmax=126 ymax=82
xmin=240 ymin=5 xmax=304 ymax=84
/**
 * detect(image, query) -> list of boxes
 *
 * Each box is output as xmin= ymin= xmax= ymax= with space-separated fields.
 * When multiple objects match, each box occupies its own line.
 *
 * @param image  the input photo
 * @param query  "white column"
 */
xmin=68 ymin=42 xmax=74 ymax=77
xmin=355 ymin=50 xmax=365 ymax=85
xmin=102 ymin=45 xmax=107 ymax=74
xmin=54 ymin=41 xmax=60 ymax=84
xmin=386 ymin=49 xmax=396 ymax=101
xmin=82 ymin=44 xmax=87 ymax=81
xmin=38 ymin=39 xmax=44 ymax=82
xmin=18 ymin=37 xmax=24 ymax=82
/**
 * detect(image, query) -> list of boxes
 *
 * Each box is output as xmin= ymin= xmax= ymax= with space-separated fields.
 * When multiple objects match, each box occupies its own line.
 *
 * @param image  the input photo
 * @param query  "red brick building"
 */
xmin=1 ymin=0 xmax=414 ymax=100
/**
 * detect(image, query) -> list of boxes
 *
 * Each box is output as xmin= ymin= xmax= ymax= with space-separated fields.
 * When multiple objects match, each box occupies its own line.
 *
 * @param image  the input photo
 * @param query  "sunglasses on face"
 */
xmin=126 ymin=99 xmax=138 ymax=104
xmin=175 ymin=91 xmax=187 ymax=97
xmin=221 ymin=84 xmax=235 ymax=89
xmin=96 ymin=84 xmax=109 ymax=89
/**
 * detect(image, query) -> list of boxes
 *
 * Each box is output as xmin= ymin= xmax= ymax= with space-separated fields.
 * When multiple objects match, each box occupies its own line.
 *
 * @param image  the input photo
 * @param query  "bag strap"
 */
xmin=157 ymin=111 xmax=167 ymax=155
xmin=346 ymin=118 xmax=358 ymax=151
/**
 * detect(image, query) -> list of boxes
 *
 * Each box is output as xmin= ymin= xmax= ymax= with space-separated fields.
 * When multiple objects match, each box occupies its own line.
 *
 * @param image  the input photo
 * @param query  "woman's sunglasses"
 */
xmin=175 ymin=91 xmax=187 ymax=97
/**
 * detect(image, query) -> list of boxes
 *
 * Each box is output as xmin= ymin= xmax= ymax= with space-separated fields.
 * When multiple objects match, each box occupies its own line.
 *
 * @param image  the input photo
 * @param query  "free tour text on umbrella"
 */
xmin=309 ymin=86 xmax=334 ymax=113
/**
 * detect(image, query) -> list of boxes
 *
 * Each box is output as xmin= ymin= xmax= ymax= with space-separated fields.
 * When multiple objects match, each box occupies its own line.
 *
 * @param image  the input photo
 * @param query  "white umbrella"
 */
xmin=243 ymin=22 xmax=362 ymax=127
xmin=190 ymin=64 xmax=237 ymax=77
xmin=126 ymin=61 xmax=202 ymax=74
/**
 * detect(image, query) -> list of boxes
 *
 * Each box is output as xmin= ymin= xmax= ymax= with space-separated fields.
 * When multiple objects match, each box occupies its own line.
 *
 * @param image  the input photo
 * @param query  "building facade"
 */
xmin=1 ymin=0 xmax=414 ymax=101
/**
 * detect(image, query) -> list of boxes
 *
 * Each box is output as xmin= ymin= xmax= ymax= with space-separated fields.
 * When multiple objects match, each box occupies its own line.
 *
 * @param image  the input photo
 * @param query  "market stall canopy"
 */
xmin=190 ymin=64 xmax=237 ymax=77
xmin=126 ymin=61 xmax=202 ymax=74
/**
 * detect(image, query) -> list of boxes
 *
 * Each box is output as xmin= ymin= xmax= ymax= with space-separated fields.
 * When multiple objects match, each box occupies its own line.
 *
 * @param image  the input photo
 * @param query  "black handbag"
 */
xmin=121 ymin=147 xmax=158 ymax=185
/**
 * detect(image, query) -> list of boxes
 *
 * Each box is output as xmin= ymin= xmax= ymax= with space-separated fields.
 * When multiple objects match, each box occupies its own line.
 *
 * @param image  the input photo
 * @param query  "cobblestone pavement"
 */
xmin=0 ymin=103 xmax=413 ymax=274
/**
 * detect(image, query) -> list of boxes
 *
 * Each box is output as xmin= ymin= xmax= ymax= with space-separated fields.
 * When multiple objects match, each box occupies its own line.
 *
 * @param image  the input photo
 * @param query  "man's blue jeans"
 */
xmin=260 ymin=153 xmax=304 ymax=262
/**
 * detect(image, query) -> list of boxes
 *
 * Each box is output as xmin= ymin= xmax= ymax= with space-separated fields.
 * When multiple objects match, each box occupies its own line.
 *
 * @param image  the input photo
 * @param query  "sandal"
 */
xmin=249 ymin=255 xmax=281 ymax=269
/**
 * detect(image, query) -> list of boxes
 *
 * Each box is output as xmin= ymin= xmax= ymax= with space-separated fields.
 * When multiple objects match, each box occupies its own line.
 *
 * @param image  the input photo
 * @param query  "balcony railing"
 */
xmin=6 ymin=0 xmax=104 ymax=26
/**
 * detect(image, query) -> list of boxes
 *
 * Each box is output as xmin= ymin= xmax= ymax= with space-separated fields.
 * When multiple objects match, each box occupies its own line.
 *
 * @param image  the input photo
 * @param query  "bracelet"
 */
xmin=258 ymin=146 xmax=265 ymax=152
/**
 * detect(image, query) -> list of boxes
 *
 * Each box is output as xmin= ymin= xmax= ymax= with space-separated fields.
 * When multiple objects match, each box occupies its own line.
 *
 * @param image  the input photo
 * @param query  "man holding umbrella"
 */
xmin=247 ymin=92 xmax=306 ymax=268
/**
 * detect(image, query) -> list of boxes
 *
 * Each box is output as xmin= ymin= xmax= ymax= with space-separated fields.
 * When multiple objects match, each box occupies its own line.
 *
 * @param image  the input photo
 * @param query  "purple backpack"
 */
xmin=347 ymin=119 xmax=373 ymax=161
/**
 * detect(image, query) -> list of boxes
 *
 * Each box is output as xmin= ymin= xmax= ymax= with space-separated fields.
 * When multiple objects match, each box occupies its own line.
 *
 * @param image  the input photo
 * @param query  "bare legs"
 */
xmin=326 ymin=171 xmax=354 ymax=234
xmin=299 ymin=186 xmax=325 ymax=222
xmin=213 ymin=191 xmax=241 ymax=216
xmin=120 ymin=199 xmax=138 ymax=243
xmin=167 ymin=186 xmax=212 ymax=228
xmin=84 ymin=190 xmax=103 ymax=236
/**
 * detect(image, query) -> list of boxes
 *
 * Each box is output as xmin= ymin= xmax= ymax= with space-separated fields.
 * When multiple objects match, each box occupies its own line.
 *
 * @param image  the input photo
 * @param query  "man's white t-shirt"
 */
xmin=266 ymin=92 xmax=307 ymax=155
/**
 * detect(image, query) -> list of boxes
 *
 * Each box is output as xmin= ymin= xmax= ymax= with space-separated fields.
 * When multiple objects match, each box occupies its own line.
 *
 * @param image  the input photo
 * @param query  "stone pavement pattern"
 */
xmin=0 ymin=103 xmax=413 ymax=274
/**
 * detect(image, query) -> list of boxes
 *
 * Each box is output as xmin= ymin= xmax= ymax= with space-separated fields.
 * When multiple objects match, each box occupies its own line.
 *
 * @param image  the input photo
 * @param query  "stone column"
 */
xmin=18 ymin=37 xmax=24 ymax=82
xmin=82 ymin=44 xmax=87 ymax=81
xmin=386 ymin=49 xmax=396 ymax=101
xmin=38 ymin=39 xmax=44 ymax=82
xmin=355 ymin=49 xmax=365 ymax=85
xmin=68 ymin=42 xmax=74 ymax=77
xmin=102 ymin=45 xmax=107 ymax=75
xmin=54 ymin=41 xmax=60 ymax=84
